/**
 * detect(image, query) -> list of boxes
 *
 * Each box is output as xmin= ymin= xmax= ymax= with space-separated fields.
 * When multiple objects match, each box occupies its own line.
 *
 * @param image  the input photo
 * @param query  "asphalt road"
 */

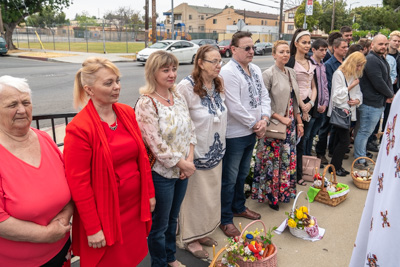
xmin=0 ymin=55 xmax=275 ymax=115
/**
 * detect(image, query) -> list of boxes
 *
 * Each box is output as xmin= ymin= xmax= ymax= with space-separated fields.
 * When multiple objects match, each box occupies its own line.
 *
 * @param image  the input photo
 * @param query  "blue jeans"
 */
xmin=315 ymin=111 xmax=332 ymax=156
xmin=304 ymin=117 xmax=323 ymax=155
xmin=354 ymin=104 xmax=384 ymax=163
xmin=148 ymin=172 xmax=188 ymax=267
xmin=221 ymin=133 xmax=256 ymax=225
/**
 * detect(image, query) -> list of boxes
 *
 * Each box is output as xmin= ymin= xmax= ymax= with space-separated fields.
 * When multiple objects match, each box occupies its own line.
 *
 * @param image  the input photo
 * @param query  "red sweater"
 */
xmin=64 ymin=100 xmax=154 ymax=263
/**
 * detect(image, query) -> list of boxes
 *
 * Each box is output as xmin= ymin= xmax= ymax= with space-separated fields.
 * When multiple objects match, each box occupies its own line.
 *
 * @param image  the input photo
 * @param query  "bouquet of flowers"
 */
xmin=286 ymin=205 xmax=319 ymax=238
xmin=221 ymin=226 xmax=277 ymax=266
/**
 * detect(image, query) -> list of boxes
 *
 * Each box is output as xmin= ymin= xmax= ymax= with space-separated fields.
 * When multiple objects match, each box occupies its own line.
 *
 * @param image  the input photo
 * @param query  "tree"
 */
xmin=27 ymin=6 xmax=68 ymax=28
xmin=294 ymin=0 xmax=322 ymax=32
xmin=353 ymin=6 xmax=400 ymax=32
xmin=1 ymin=0 xmax=71 ymax=50
xmin=75 ymin=12 xmax=98 ymax=26
xmin=104 ymin=7 xmax=143 ymax=41
xmin=383 ymin=0 xmax=400 ymax=9
xmin=319 ymin=0 xmax=352 ymax=33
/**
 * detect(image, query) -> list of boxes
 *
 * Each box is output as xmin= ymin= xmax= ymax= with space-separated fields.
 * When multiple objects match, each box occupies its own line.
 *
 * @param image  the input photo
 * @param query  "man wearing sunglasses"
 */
xmin=219 ymin=31 xmax=271 ymax=237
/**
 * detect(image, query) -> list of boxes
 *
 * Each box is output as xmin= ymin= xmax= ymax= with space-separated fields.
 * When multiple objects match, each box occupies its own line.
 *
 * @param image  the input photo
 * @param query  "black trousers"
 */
xmin=41 ymin=238 xmax=71 ymax=267
xmin=330 ymin=126 xmax=350 ymax=171
xmin=297 ymin=120 xmax=309 ymax=182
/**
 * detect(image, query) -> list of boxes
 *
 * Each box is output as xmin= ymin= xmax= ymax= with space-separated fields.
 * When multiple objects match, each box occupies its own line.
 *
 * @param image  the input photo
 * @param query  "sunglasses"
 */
xmin=236 ymin=46 xmax=256 ymax=52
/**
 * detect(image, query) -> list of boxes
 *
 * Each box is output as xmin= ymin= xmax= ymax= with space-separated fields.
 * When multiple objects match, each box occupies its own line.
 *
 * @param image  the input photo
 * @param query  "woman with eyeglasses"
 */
xmin=251 ymin=40 xmax=303 ymax=211
xmin=286 ymin=29 xmax=318 ymax=186
xmin=176 ymin=45 xmax=227 ymax=259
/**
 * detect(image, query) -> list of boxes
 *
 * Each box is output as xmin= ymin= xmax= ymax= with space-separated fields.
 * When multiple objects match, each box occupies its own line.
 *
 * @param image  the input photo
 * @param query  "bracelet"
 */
xmin=297 ymin=124 xmax=304 ymax=127
xmin=308 ymin=100 xmax=314 ymax=107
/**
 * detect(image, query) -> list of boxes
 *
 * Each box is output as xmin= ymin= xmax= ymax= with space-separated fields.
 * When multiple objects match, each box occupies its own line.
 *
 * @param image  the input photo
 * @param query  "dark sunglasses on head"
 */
xmin=237 ymin=46 xmax=256 ymax=52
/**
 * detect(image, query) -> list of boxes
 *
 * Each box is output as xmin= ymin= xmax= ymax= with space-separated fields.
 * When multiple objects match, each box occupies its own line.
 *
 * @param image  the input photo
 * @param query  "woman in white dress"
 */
xmin=176 ymin=45 xmax=227 ymax=259
xmin=350 ymin=92 xmax=400 ymax=266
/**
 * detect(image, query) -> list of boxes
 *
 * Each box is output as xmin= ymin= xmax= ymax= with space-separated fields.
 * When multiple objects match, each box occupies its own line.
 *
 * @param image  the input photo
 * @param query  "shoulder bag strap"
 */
xmin=285 ymin=71 xmax=294 ymax=118
xmin=134 ymin=94 xmax=158 ymax=115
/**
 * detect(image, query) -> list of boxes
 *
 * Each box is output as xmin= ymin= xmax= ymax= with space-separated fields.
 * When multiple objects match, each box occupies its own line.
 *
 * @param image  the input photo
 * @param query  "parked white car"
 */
xmin=137 ymin=40 xmax=199 ymax=64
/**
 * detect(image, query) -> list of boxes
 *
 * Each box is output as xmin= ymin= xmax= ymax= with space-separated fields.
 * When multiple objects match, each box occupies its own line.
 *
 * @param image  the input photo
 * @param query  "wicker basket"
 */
xmin=314 ymin=164 xmax=348 ymax=207
xmin=289 ymin=191 xmax=319 ymax=239
xmin=209 ymin=247 xmax=240 ymax=267
xmin=235 ymin=220 xmax=278 ymax=267
xmin=351 ymin=157 xmax=376 ymax=190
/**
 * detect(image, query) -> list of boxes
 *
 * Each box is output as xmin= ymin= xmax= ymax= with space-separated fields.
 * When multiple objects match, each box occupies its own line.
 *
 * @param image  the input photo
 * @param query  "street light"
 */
xmin=349 ymin=1 xmax=360 ymax=11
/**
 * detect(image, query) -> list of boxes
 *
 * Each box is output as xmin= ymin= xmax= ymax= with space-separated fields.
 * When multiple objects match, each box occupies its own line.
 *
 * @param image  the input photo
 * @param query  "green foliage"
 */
xmin=383 ymin=0 xmax=400 ymax=9
xmin=26 ymin=6 xmax=68 ymax=27
xmin=319 ymin=0 xmax=352 ymax=33
xmin=294 ymin=0 xmax=323 ymax=31
xmin=75 ymin=12 xmax=99 ymax=26
xmin=352 ymin=23 xmax=360 ymax=31
xmin=353 ymin=6 xmax=400 ymax=31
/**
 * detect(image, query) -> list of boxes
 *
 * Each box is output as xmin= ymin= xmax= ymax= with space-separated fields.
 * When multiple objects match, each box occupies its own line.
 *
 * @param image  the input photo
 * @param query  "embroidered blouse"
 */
xmin=135 ymin=92 xmax=197 ymax=178
xmin=176 ymin=76 xmax=227 ymax=170
xmin=220 ymin=58 xmax=271 ymax=139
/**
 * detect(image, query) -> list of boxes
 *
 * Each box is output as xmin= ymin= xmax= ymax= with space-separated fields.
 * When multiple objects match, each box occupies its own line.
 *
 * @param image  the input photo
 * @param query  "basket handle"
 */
xmin=320 ymin=164 xmax=337 ymax=190
xmin=209 ymin=247 xmax=227 ymax=267
xmin=291 ymin=191 xmax=310 ymax=214
xmin=238 ymin=220 xmax=267 ymax=242
xmin=351 ymin=156 xmax=376 ymax=174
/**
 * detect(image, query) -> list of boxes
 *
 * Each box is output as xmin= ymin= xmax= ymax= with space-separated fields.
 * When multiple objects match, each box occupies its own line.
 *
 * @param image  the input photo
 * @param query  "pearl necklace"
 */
xmin=155 ymin=90 xmax=171 ymax=104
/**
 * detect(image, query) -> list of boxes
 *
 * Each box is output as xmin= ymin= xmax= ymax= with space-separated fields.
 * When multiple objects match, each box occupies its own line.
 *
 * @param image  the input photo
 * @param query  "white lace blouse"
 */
xmin=135 ymin=92 xmax=197 ymax=178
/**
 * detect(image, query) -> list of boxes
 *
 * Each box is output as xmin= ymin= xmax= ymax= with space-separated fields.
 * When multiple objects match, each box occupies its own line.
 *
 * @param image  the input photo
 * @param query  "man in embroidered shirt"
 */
xmin=304 ymin=39 xmax=329 ymax=157
xmin=316 ymin=38 xmax=348 ymax=165
xmin=219 ymin=31 xmax=271 ymax=237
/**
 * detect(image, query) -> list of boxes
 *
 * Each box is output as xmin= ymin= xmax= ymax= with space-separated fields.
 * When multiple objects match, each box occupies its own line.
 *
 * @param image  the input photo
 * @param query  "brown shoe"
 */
xmin=317 ymin=154 xmax=329 ymax=165
xmin=219 ymin=223 xmax=241 ymax=237
xmin=233 ymin=208 xmax=261 ymax=220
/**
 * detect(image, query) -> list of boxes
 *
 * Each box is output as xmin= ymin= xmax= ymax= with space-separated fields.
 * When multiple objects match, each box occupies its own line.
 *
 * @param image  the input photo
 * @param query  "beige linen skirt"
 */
xmin=178 ymin=161 xmax=222 ymax=244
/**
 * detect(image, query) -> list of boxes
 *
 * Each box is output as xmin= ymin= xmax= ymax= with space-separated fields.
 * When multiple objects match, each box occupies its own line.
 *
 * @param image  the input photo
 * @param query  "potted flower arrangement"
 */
xmin=220 ymin=221 xmax=278 ymax=267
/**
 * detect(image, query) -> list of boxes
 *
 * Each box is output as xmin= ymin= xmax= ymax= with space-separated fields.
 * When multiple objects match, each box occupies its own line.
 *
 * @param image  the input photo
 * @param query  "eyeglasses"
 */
xmin=236 ymin=46 xmax=256 ymax=52
xmin=203 ymin=59 xmax=223 ymax=66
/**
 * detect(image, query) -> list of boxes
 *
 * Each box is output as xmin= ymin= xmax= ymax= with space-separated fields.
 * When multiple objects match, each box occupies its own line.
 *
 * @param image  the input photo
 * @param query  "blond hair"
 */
xmin=139 ymin=51 xmax=179 ymax=94
xmin=339 ymin=52 xmax=366 ymax=79
xmin=390 ymin=30 xmax=400 ymax=40
xmin=272 ymin=40 xmax=289 ymax=55
xmin=73 ymin=57 xmax=121 ymax=109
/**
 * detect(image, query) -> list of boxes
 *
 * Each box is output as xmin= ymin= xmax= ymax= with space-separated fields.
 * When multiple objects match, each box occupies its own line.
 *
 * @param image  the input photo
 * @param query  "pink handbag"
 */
xmin=302 ymin=156 xmax=321 ymax=182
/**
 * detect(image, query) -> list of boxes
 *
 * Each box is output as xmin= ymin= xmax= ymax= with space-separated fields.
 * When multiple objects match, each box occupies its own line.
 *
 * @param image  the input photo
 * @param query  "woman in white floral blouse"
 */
xmin=176 ymin=45 xmax=227 ymax=259
xmin=135 ymin=50 xmax=196 ymax=267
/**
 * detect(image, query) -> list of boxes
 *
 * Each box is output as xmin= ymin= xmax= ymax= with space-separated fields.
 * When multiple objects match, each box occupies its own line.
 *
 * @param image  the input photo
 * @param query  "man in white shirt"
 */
xmin=219 ymin=31 xmax=271 ymax=237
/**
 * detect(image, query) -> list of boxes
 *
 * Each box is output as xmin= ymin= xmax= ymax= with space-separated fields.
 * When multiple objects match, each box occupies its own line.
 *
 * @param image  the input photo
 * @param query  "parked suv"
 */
xmin=0 ymin=37 xmax=8 ymax=56
xmin=218 ymin=39 xmax=232 ymax=58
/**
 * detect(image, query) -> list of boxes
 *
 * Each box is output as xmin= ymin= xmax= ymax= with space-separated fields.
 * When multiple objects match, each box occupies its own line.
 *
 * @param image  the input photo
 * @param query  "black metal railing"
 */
xmin=32 ymin=113 xmax=77 ymax=147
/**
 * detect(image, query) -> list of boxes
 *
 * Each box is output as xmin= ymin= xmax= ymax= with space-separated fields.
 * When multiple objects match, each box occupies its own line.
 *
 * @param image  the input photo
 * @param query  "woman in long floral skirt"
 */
xmin=251 ymin=40 xmax=304 ymax=211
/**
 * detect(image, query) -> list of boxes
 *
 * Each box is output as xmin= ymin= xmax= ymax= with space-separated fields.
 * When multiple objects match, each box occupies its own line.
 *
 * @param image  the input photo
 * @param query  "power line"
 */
xmin=240 ymin=0 xmax=280 ymax=9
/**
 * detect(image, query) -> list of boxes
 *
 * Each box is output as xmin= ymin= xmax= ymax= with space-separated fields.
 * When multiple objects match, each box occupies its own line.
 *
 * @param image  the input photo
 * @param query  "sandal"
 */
xmin=184 ymin=242 xmax=209 ymax=259
xmin=297 ymin=179 xmax=307 ymax=186
xmin=168 ymin=260 xmax=186 ymax=267
xmin=198 ymin=237 xmax=218 ymax=247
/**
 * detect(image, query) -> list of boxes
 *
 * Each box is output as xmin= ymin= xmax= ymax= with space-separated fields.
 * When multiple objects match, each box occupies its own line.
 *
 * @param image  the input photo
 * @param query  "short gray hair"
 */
xmin=0 ymin=75 xmax=31 ymax=96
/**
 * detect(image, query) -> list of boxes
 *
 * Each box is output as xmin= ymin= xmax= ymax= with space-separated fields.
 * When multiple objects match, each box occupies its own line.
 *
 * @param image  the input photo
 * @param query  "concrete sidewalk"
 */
xmin=44 ymin=124 xmax=371 ymax=267
xmin=7 ymin=48 xmax=136 ymax=63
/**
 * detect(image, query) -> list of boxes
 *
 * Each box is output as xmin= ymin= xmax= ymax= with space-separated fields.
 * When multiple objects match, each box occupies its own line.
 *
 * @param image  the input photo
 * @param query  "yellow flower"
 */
xmin=296 ymin=209 xmax=303 ymax=220
xmin=299 ymin=206 xmax=308 ymax=214
xmin=288 ymin=218 xmax=297 ymax=228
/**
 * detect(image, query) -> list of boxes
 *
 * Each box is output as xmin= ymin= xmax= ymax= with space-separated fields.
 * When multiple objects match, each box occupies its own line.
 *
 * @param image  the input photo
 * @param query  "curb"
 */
xmin=15 ymin=55 xmax=49 ymax=61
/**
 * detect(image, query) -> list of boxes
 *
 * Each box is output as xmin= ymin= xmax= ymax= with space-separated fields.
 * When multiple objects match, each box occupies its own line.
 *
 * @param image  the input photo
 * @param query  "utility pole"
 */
xmin=278 ymin=0 xmax=284 ymax=39
xmin=152 ymin=0 xmax=156 ymax=43
xmin=0 ymin=5 xmax=4 ymax=37
xmin=331 ymin=0 xmax=336 ymax=32
xmin=171 ymin=0 xmax=174 ymax=40
xmin=145 ymin=0 xmax=149 ymax=48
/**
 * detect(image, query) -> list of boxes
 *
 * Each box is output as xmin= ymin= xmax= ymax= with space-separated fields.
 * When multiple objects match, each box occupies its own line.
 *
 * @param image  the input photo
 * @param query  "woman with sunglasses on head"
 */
xmin=286 ymin=29 xmax=318 ymax=186
xmin=176 ymin=45 xmax=227 ymax=259
xmin=135 ymin=51 xmax=196 ymax=267
xmin=251 ymin=40 xmax=303 ymax=211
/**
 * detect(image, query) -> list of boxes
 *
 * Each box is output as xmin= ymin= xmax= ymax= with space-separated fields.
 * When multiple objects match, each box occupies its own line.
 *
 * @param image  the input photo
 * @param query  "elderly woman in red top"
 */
xmin=64 ymin=57 xmax=155 ymax=267
xmin=0 ymin=75 xmax=72 ymax=266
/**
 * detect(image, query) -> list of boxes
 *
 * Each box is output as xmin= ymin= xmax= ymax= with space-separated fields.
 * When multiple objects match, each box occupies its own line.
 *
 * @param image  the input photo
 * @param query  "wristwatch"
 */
xmin=262 ymin=117 xmax=270 ymax=126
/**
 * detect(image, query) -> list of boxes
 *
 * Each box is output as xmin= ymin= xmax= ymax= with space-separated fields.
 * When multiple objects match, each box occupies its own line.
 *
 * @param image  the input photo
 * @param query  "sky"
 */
xmin=63 ymin=0 xmax=383 ymax=21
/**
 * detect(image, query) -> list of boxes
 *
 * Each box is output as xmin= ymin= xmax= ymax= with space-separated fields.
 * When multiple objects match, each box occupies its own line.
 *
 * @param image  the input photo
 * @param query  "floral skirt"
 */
xmin=251 ymin=122 xmax=297 ymax=205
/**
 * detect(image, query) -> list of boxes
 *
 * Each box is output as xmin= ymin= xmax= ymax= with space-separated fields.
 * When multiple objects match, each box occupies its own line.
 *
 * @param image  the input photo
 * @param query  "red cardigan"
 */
xmin=64 ymin=100 xmax=154 ymax=259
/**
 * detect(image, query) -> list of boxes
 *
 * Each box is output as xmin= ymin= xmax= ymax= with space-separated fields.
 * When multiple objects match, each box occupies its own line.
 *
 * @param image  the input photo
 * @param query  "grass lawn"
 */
xmin=16 ymin=42 xmax=146 ymax=54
